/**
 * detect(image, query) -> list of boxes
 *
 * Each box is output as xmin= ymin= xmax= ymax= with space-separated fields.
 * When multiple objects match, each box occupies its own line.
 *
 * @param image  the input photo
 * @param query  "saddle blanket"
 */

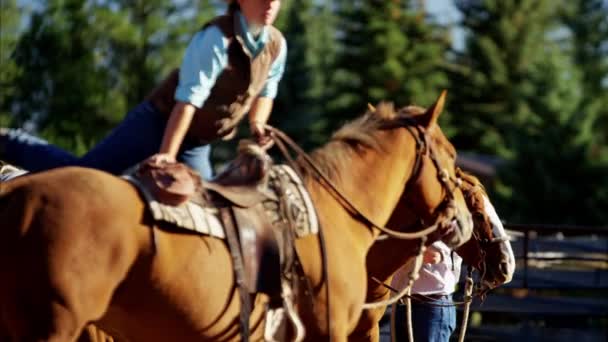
xmin=124 ymin=164 xmax=318 ymax=240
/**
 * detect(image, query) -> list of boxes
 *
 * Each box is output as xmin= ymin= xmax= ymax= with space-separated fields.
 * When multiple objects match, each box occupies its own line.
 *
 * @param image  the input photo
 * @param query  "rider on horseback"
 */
xmin=0 ymin=0 xmax=286 ymax=178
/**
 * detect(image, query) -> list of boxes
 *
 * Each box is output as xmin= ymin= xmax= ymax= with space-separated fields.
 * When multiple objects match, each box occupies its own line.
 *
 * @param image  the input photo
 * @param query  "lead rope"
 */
xmin=388 ymin=259 xmax=476 ymax=342
xmin=389 ymin=302 xmax=397 ymax=342
xmin=387 ymin=238 xmax=426 ymax=342
xmin=458 ymin=269 xmax=475 ymax=342
xmin=391 ymin=275 xmax=474 ymax=342
xmin=405 ymin=286 xmax=414 ymax=342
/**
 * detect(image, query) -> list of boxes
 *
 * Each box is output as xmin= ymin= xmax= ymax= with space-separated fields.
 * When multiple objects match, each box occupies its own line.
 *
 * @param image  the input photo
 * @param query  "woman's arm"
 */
xmin=150 ymin=27 xmax=227 ymax=164
xmin=249 ymin=97 xmax=274 ymax=144
xmin=158 ymin=102 xmax=197 ymax=159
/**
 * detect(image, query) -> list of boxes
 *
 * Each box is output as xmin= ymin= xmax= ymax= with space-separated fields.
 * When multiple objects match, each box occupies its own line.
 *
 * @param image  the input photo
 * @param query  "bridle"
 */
xmin=468 ymin=229 xmax=509 ymax=291
xmin=459 ymin=176 xmax=511 ymax=293
xmin=266 ymin=114 xmax=464 ymax=242
xmin=269 ymin=113 xmax=467 ymax=310
xmin=353 ymin=115 xmax=469 ymax=311
xmin=264 ymin=114 xmax=466 ymax=336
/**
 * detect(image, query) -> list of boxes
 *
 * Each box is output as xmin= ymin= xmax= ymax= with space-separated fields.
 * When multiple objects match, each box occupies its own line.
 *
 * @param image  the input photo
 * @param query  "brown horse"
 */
xmin=0 ymin=94 xmax=471 ymax=342
xmin=452 ymin=169 xmax=515 ymax=290
xmin=348 ymin=169 xmax=515 ymax=342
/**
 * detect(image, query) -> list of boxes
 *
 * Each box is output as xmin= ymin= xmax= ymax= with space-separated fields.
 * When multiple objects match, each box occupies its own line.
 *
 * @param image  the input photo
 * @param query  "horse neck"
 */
xmin=304 ymin=129 xmax=417 ymax=247
xmin=366 ymin=238 xmax=419 ymax=284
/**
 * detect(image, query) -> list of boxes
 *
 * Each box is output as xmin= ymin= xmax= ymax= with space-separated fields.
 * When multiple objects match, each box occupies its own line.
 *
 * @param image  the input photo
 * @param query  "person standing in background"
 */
xmin=391 ymin=241 xmax=462 ymax=341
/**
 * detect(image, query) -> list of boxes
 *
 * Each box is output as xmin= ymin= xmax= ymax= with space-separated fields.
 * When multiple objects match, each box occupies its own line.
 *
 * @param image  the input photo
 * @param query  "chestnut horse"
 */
xmin=0 ymin=93 xmax=472 ymax=341
xmin=348 ymin=169 xmax=515 ymax=342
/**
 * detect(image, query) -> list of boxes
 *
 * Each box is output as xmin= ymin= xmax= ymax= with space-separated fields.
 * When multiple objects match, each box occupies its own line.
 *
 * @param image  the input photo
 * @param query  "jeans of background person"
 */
xmin=394 ymin=294 xmax=456 ymax=342
xmin=0 ymin=100 xmax=213 ymax=179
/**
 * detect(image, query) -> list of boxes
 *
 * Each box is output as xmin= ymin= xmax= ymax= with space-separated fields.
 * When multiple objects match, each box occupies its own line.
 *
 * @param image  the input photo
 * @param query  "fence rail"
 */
xmin=503 ymin=223 xmax=608 ymax=289
xmin=380 ymin=223 xmax=608 ymax=342
xmin=504 ymin=223 xmax=608 ymax=236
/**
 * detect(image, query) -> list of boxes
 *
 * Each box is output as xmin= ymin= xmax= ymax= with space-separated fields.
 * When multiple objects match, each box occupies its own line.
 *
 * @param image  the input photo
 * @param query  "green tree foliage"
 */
xmin=91 ymin=0 xmax=219 ymax=107
xmin=449 ymin=0 xmax=561 ymax=157
xmin=10 ymin=0 xmax=115 ymax=153
xmin=7 ymin=0 xmax=218 ymax=154
xmin=0 ymin=0 xmax=23 ymax=126
xmin=451 ymin=0 xmax=608 ymax=224
xmin=328 ymin=0 xmax=451 ymax=133
xmin=272 ymin=0 xmax=337 ymax=148
xmin=3 ymin=0 xmax=607 ymax=224
xmin=561 ymin=0 xmax=608 ymax=157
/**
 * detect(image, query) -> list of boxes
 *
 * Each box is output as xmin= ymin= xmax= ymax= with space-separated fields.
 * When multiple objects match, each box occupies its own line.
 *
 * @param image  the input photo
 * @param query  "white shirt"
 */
xmin=391 ymin=241 xmax=462 ymax=296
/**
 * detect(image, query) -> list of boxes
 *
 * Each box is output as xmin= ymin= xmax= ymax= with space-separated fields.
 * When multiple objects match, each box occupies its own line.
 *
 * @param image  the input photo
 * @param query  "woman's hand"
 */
xmin=250 ymin=121 xmax=273 ymax=148
xmin=148 ymin=153 xmax=176 ymax=166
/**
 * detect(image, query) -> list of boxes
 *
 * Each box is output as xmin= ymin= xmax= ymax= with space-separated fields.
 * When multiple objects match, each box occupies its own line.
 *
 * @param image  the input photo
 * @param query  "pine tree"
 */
xmin=7 ymin=0 xmax=218 ymax=154
xmin=448 ymin=0 xmax=561 ymax=157
xmin=10 ymin=0 xmax=115 ymax=153
xmin=91 ymin=0 xmax=219 ymax=107
xmin=272 ymin=0 xmax=337 ymax=148
xmin=451 ymin=0 xmax=608 ymax=224
xmin=561 ymin=0 xmax=608 ymax=158
xmin=329 ymin=0 xmax=451 ymax=133
xmin=0 ymin=0 xmax=24 ymax=126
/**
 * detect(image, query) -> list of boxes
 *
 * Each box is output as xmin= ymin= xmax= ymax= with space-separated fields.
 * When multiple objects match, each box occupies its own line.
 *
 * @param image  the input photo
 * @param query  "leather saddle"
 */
xmin=133 ymin=142 xmax=282 ymax=295
xmin=204 ymin=142 xmax=276 ymax=207
xmin=135 ymin=160 xmax=203 ymax=206
xmin=209 ymin=142 xmax=281 ymax=294
xmin=135 ymin=141 xmax=274 ymax=208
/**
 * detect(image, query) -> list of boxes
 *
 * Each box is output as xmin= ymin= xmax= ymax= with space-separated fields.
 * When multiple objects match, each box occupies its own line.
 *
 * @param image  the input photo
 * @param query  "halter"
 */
xmin=459 ymin=175 xmax=512 ymax=291
xmin=385 ymin=116 xmax=465 ymax=237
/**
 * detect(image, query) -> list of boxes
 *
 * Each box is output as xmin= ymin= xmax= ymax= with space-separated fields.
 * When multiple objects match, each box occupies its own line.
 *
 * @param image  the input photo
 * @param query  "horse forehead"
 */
xmin=429 ymin=125 xmax=456 ymax=158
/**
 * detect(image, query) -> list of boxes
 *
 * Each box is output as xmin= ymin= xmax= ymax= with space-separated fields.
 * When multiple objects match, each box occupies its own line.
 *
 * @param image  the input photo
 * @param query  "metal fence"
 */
xmin=504 ymin=223 xmax=608 ymax=290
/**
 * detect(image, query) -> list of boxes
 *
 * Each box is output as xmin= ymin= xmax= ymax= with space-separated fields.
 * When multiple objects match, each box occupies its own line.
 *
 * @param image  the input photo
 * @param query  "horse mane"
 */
xmin=302 ymin=103 xmax=427 ymax=183
xmin=457 ymin=169 xmax=489 ymax=217
xmin=458 ymin=169 xmax=487 ymax=195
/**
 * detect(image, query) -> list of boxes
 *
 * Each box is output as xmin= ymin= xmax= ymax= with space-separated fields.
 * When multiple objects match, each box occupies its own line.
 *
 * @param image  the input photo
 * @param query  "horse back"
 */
xmin=0 ymin=167 xmax=155 ymax=340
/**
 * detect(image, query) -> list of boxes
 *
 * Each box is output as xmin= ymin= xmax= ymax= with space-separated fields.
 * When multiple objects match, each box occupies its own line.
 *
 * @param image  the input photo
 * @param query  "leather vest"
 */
xmin=147 ymin=14 xmax=283 ymax=143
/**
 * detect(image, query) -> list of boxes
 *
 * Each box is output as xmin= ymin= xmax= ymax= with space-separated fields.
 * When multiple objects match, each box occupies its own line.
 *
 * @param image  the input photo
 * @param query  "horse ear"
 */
xmin=421 ymin=90 xmax=447 ymax=129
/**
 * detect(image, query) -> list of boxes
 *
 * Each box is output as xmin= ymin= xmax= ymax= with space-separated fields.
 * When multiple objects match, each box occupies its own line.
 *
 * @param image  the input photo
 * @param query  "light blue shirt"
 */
xmin=175 ymin=11 xmax=287 ymax=108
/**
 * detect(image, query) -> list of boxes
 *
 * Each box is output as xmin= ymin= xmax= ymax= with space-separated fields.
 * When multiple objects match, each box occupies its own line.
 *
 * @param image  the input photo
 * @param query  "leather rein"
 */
xmin=263 ymin=118 xmax=463 ymax=339
xmin=265 ymin=116 xmax=462 ymax=241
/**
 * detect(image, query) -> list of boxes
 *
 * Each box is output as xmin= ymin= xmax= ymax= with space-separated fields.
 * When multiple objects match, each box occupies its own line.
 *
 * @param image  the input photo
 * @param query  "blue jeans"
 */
xmin=395 ymin=294 xmax=456 ymax=342
xmin=0 ymin=101 xmax=213 ymax=179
